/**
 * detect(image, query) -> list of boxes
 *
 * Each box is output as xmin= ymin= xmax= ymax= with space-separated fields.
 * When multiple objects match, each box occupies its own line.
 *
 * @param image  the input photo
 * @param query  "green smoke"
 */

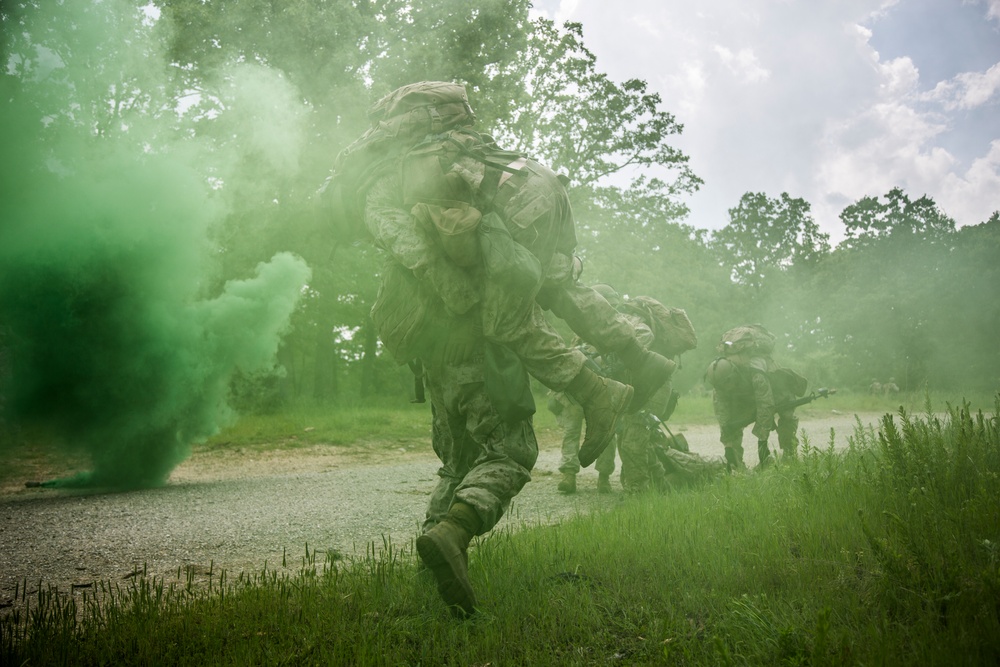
xmin=0 ymin=1 xmax=312 ymax=489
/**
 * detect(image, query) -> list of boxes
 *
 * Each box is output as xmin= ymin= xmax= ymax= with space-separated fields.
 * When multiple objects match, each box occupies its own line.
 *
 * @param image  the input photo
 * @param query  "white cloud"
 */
xmin=713 ymin=45 xmax=770 ymax=84
xmin=878 ymin=56 xmax=920 ymax=98
xmin=525 ymin=1 xmax=995 ymax=238
xmin=923 ymin=62 xmax=1000 ymax=110
xmin=938 ymin=140 xmax=1000 ymax=223
xmin=818 ymin=102 xmax=952 ymax=195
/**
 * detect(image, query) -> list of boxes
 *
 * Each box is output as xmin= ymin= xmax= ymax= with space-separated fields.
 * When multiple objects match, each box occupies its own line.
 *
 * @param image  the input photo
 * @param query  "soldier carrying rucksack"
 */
xmin=326 ymin=81 xmax=677 ymax=467
xmin=323 ymin=81 xmax=679 ymax=616
xmin=704 ymin=324 xmax=808 ymax=470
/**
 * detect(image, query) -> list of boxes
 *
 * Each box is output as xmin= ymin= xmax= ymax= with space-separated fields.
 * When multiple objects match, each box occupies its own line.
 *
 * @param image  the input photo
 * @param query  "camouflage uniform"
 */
xmin=711 ymin=355 xmax=799 ymax=468
xmin=420 ymin=346 xmax=537 ymax=535
xmin=366 ymin=141 xmax=651 ymax=393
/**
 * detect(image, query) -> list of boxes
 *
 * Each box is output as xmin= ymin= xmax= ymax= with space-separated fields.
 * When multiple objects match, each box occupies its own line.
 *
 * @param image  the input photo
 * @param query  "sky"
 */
xmin=530 ymin=0 xmax=1000 ymax=243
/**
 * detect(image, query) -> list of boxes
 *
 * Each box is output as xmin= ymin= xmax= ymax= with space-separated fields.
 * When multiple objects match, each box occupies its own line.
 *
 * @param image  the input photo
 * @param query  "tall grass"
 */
xmin=3 ymin=397 xmax=998 ymax=665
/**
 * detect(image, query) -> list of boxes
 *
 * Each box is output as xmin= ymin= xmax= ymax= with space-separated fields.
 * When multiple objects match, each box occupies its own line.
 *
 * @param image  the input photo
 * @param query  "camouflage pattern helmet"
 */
xmin=705 ymin=357 xmax=739 ymax=391
xmin=366 ymin=81 xmax=475 ymax=139
xmin=591 ymin=283 xmax=623 ymax=310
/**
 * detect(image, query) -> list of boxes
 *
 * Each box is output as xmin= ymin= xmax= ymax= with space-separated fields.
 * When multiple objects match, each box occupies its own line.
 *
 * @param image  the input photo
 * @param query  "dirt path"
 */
xmin=0 ymin=409 xmax=883 ymax=610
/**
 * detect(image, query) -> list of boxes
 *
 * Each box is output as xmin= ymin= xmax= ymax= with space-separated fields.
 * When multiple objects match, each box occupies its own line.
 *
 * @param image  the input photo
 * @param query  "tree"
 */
xmin=840 ymin=186 xmax=956 ymax=250
xmin=800 ymin=189 xmax=968 ymax=391
xmin=712 ymin=192 xmax=830 ymax=294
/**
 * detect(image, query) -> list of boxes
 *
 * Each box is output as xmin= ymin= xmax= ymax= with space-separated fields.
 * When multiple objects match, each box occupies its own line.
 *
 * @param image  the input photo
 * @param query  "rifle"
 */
xmin=774 ymin=387 xmax=835 ymax=412
xmin=645 ymin=411 xmax=689 ymax=453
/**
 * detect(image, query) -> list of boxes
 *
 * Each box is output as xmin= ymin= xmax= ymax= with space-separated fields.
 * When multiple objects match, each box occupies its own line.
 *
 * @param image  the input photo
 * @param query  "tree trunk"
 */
xmin=360 ymin=315 xmax=379 ymax=397
xmin=312 ymin=318 xmax=338 ymax=402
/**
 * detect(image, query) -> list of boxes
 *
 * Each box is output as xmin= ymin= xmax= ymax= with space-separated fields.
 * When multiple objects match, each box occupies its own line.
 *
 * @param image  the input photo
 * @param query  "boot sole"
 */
xmin=416 ymin=532 xmax=476 ymax=617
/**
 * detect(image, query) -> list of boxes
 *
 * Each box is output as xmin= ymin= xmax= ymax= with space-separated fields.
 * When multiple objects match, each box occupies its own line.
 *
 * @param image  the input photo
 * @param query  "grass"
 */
xmin=198 ymin=398 xmax=434 ymax=453
xmin=3 ymin=396 xmax=999 ymax=665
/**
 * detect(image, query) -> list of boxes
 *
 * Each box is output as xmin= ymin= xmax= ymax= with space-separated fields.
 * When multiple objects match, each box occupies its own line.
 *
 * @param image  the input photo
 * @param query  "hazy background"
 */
xmin=0 ymin=1 xmax=997 ymax=489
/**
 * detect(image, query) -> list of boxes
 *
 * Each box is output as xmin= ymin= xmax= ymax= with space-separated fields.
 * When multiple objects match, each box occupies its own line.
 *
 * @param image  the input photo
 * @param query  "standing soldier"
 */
xmin=705 ymin=325 xmax=808 ymax=470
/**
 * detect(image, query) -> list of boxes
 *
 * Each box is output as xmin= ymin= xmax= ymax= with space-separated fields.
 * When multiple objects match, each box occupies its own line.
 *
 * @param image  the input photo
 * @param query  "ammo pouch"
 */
xmin=370 ymin=263 xmax=428 ymax=365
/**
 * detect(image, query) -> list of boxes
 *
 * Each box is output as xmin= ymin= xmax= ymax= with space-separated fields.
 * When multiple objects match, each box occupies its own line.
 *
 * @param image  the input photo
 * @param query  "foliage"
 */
xmin=774 ymin=200 xmax=997 ymax=393
xmin=1 ymin=0 xmax=995 ymax=408
xmin=852 ymin=398 xmax=1000 ymax=649
xmin=840 ymin=186 xmax=957 ymax=250
xmin=712 ymin=191 xmax=831 ymax=295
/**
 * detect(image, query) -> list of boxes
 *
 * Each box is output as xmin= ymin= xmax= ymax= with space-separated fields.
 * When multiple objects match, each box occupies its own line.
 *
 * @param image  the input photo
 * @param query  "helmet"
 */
xmin=705 ymin=357 xmax=739 ymax=391
xmin=367 ymin=81 xmax=475 ymax=135
xmin=591 ymin=283 xmax=623 ymax=310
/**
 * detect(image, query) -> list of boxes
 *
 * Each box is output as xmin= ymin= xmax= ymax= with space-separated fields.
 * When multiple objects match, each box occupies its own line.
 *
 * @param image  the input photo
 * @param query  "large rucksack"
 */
xmin=621 ymin=296 xmax=698 ymax=358
xmin=322 ymin=81 xmax=479 ymax=238
xmin=716 ymin=323 xmax=776 ymax=357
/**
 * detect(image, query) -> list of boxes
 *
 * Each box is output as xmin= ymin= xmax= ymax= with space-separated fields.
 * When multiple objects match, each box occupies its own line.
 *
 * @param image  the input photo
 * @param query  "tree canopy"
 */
xmin=1 ymin=0 xmax=995 ymax=411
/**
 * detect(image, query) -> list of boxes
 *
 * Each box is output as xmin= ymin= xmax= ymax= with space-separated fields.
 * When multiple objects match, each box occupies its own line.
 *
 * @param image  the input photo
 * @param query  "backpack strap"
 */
xmin=432 ymin=130 xmax=527 ymax=209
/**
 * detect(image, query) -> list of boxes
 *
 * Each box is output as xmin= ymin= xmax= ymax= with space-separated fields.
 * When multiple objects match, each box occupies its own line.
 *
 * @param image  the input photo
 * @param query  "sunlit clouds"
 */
xmin=530 ymin=0 xmax=1000 ymax=241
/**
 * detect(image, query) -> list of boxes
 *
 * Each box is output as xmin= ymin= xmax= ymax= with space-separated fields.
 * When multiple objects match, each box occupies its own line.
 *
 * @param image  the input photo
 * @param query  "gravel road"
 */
xmin=0 ymin=410 xmax=884 ymax=609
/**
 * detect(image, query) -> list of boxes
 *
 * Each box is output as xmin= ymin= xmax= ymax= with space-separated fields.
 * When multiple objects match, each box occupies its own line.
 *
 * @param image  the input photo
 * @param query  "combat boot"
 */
xmin=415 ymin=502 xmax=481 ymax=617
xmin=615 ymin=340 xmax=676 ymax=412
xmin=557 ymin=472 xmax=577 ymax=494
xmin=566 ymin=366 xmax=633 ymax=468
xmin=597 ymin=473 xmax=612 ymax=494
xmin=724 ymin=446 xmax=746 ymax=473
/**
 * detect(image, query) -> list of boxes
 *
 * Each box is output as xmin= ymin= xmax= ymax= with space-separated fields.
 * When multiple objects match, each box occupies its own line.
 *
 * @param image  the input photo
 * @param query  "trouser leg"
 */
xmin=557 ymin=404 xmax=584 ymax=474
xmin=720 ymin=421 xmax=747 ymax=471
xmin=594 ymin=436 xmax=617 ymax=476
xmin=776 ymin=411 xmax=800 ymax=458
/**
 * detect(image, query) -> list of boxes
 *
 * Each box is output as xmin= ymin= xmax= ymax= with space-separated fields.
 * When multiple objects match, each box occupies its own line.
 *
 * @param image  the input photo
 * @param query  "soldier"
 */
xmin=882 ymin=377 xmax=900 ymax=396
xmin=330 ymin=81 xmax=675 ymax=467
xmin=594 ymin=286 xmax=695 ymax=493
xmin=705 ymin=325 xmax=807 ymax=470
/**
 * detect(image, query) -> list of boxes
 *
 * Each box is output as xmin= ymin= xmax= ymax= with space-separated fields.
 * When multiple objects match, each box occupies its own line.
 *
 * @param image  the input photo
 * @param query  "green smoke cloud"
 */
xmin=0 ymin=1 xmax=312 ymax=489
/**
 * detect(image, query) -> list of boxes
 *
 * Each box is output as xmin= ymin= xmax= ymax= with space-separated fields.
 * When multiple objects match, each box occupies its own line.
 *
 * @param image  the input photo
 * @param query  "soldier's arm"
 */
xmin=366 ymin=172 xmax=481 ymax=316
xmin=626 ymin=313 xmax=655 ymax=349
xmin=365 ymin=172 xmax=436 ymax=271
xmin=712 ymin=389 xmax=728 ymax=425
